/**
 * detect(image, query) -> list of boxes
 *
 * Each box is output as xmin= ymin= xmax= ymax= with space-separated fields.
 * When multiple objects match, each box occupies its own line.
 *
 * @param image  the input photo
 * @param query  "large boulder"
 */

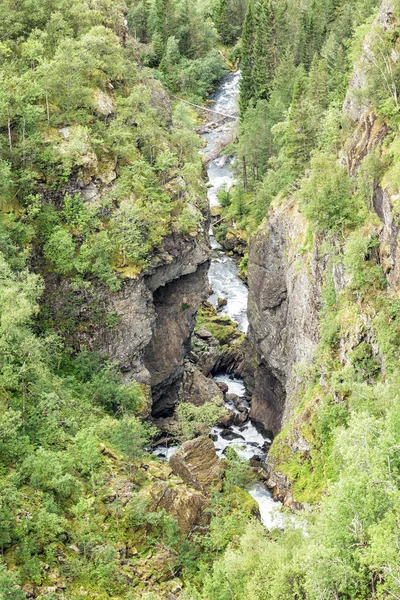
xmin=144 ymin=480 xmax=209 ymax=536
xmin=169 ymin=436 xmax=224 ymax=492
xmin=182 ymin=363 xmax=223 ymax=406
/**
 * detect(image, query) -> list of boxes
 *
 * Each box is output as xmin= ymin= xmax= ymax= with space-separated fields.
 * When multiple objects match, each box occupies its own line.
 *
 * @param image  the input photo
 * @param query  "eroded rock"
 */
xmin=169 ymin=436 xmax=224 ymax=492
xmin=144 ymin=480 xmax=209 ymax=536
xmin=182 ymin=362 xmax=223 ymax=406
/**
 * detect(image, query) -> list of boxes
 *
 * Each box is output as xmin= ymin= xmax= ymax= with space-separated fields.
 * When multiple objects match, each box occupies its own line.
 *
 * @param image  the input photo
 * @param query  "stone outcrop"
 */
xmin=343 ymin=0 xmax=396 ymax=122
xmin=245 ymin=0 xmax=400 ymax=504
xmin=169 ymin=436 xmax=224 ymax=492
xmin=145 ymin=480 xmax=209 ymax=536
xmin=342 ymin=0 xmax=400 ymax=291
xmin=181 ymin=361 xmax=223 ymax=406
xmin=191 ymin=302 xmax=245 ymax=377
xmin=144 ymin=260 xmax=210 ymax=417
xmin=246 ymin=201 xmax=326 ymax=433
xmin=44 ymin=232 xmax=210 ymax=418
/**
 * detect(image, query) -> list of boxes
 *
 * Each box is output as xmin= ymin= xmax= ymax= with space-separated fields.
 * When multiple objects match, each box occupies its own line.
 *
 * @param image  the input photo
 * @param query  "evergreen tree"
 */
xmin=252 ymin=0 xmax=277 ymax=101
xmin=214 ymin=0 xmax=228 ymax=41
xmin=155 ymin=0 xmax=167 ymax=41
xmin=127 ymin=0 xmax=149 ymax=42
xmin=153 ymin=0 xmax=168 ymax=61
xmin=178 ymin=0 xmax=191 ymax=57
xmin=284 ymin=65 xmax=314 ymax=172
xmin=239 ymin=0 xmax=256 ymax=118
xmin=214 ymin=0 xmax=248 ymax=45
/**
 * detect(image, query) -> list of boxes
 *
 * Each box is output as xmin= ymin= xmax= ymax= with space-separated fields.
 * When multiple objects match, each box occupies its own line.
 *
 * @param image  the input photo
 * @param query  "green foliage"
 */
xmin=200 ymin=390 xmax=400 ymax=599
xmin=213 ymin=0 xmax=248 ymax=44
xmin=196 ymin=305 xmax=244 ymax=345
xmin=344 ymin=230 xmax=386 ymax=289
xmin=233 ymin=0 xmax=379 ymax=232
xmin=44 ymin=226 xmax=76 ymax=275
xmin=297 ymin=152 xmax=366 ymax=232
xmin=223 ymin=448 xmax=256 ymax=490
xmin=0 ymin=563 xmax=25 ymax=599
xmin=175 ymin=399 xmax=227 ymax=441
xmin=239 ymin=0 xmax=255 ymax=117
xmin=0 ymin=0 xmax=208 ymax=299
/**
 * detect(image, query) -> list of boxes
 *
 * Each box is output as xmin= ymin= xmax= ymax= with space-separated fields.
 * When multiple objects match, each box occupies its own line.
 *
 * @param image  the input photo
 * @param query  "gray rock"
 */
xmin=169 ymin=436 xmax=224 ymax=491
xmin=246 ymin=202 xmax=323 ymax=434
xmin=145 ymin=262 xmax=210 ymax=417
xmin=196 ymin=326 xmax=214 ymax=340
xmin=216 ymin=381 xmax=229 ymax=394
xmin=181 ymin=362 xmax=223 ymax=407
xmin=219 ymin=429 xmax=244 ymax=441
xmin=217 ymin=297 xmax=228 ymax=309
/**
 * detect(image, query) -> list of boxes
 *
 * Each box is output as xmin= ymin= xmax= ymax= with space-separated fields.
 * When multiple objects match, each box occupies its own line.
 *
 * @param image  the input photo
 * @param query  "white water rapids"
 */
xmin=154 ymin=71 xmax=284 ymax=529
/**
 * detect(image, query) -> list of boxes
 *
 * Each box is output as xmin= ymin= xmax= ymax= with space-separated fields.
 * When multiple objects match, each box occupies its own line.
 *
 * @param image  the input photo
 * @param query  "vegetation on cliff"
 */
xmin=0 ymin=0 xmax=254 ymax=597
xmin=207 ymin=0 xmax=400 ymax=597
xmin=2 ymin=0 xmax=400 ymax=597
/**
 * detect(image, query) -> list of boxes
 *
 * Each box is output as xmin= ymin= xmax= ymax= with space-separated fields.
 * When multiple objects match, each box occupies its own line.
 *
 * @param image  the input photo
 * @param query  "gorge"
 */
xmin=1 ymin=0 xmax=400 ymax=597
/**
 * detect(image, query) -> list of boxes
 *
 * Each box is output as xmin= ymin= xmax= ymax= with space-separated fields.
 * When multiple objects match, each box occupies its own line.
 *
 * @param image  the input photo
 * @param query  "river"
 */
xmin=155 ymin=71 xmax=283 ymax=529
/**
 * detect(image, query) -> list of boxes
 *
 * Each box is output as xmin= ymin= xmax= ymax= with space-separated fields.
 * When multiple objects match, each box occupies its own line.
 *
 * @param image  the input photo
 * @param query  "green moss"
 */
xmin=196 ymin=305 xmax=245 ymax=346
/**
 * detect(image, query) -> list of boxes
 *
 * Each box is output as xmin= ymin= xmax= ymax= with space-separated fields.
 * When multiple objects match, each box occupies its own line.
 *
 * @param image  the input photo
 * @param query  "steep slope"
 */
xmin=246 ymin=0 xmax=400 ymax=504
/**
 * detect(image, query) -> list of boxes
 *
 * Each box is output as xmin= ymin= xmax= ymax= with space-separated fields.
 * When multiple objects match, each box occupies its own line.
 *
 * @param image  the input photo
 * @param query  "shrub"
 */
xmin=297 ymin=152 xmax=366 ymax=233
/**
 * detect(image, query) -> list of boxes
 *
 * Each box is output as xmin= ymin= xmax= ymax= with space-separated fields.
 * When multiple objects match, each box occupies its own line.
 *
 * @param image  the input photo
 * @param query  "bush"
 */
xmin=175 ymin=399 xmax=227 ymax=441
xmin=344 ymin=230 xmax=386 ymax=289
xmin=43 ymin=226 xmax=76 ymax=274
xmin=297 ymin=152 xmax=366 ymax=233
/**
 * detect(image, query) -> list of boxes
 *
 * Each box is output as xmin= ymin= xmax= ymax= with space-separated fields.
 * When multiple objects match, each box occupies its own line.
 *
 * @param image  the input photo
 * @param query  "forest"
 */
xmin=0 ymin=0 xmax=400 ymax=598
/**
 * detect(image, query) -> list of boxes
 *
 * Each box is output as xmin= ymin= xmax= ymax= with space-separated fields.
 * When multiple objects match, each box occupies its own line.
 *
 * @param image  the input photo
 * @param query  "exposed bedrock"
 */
xmin=144 ymin=261 xmax=210 ymax=418
xmin=44 ymin=233 xmax=210 ymax=417
xmin=245 ymin=0 xmax=400 ymax=438
xmin=246 ymin=204 xmax=326 ymax=434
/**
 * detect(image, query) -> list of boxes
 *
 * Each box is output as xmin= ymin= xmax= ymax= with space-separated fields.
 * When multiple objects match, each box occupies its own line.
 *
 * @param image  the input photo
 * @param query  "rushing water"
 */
xmin=154 ymin=71 xmax=283 ymax=529
xmin=204 ymin=72 xmax=249 ymax=333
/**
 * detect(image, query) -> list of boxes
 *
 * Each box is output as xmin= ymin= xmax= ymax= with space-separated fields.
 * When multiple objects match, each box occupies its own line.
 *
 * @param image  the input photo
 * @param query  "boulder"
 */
xmin=144 ymin=480 xmax=209 ymax=536
xmin=225 ymin=392 xmax=242 ymax=406
xmin=219 ymin=430 xmax=245 ymax=441
xmin=217 ymin=411 xmax=235 ymax=428
xmin=133 ymin=547 xmax=179 ymax=583
xmin=233 ymin=411 xmax=248 ymax=425
xmin=217 ymin=297 xmax=228 ymax=310
xmin=182 ymin=363 xmax=223 ymax=406
xmin=196 ymin=325 xmax=214 ymax=340
xmin=216 ymin=381 xmax=229 ymax=394
xmin=169 ymin=436 xmax=224 ymax=491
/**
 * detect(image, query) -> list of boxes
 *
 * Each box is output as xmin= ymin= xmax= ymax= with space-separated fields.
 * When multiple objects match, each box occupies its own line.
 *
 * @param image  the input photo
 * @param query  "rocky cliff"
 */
xmin=45 ymin=230 xmax=210 ymax=417
xmin=246 ymin=0 xmax=400 ymax=499
xmin=246 ymin=201 xmax=325 ymax=434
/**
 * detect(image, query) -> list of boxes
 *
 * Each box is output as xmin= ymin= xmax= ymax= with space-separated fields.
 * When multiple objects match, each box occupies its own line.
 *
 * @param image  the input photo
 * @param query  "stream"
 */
xmin=155 ymin=71 xmax=283 ymax=529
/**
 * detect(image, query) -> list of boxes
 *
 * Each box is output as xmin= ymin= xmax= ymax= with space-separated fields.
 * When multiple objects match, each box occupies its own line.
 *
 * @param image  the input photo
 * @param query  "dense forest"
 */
xmin=0 ymin=0 xmax=400 ymax=598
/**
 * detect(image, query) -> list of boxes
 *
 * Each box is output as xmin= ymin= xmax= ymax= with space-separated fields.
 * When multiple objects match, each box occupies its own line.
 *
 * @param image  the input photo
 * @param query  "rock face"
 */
xmin=341 ymin=0 xmax=400 ymax=292
xmin=181 ymin=361 xmax=223 ymax=406
xmin=145 ymin=480 xmax=209 ymax=536
xmin=343 ymin=0 xmax=396 ymax=122
xmin=44 ymin=233 xmax=210 ymax=417
xmin=245 ymin=0 xmax=400 ymax=505
xmin=144 ymin=261 xmax=210 ymax=417
xmin=246 ymin=202 xmax=325 ymax=434
xmin=169 ymin=436 xmax=224 ymax=492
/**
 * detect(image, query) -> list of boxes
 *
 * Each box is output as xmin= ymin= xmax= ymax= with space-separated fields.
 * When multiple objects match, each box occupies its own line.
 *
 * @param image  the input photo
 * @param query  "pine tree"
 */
xmin=152 ymin=0 xmax=168 ymax=62
xmin=214 ymin=0 xmax=248 ymax=45
xmin=153 ymin=0 xmax=168 ymax=55
xmin=252 ymin=0 xmax=277 ymax=101
xmin=178 ymin=0 xmax=191 ymax=57
xmin=155 ymin=0 xmax=166 ymax=37
xmin=214 ymin=0 xmax=228 ymax=41
xmin=239 ymin=0 xmax=256 ymax=118
xmin=284 ymin=66 xmax=314 ymax=172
